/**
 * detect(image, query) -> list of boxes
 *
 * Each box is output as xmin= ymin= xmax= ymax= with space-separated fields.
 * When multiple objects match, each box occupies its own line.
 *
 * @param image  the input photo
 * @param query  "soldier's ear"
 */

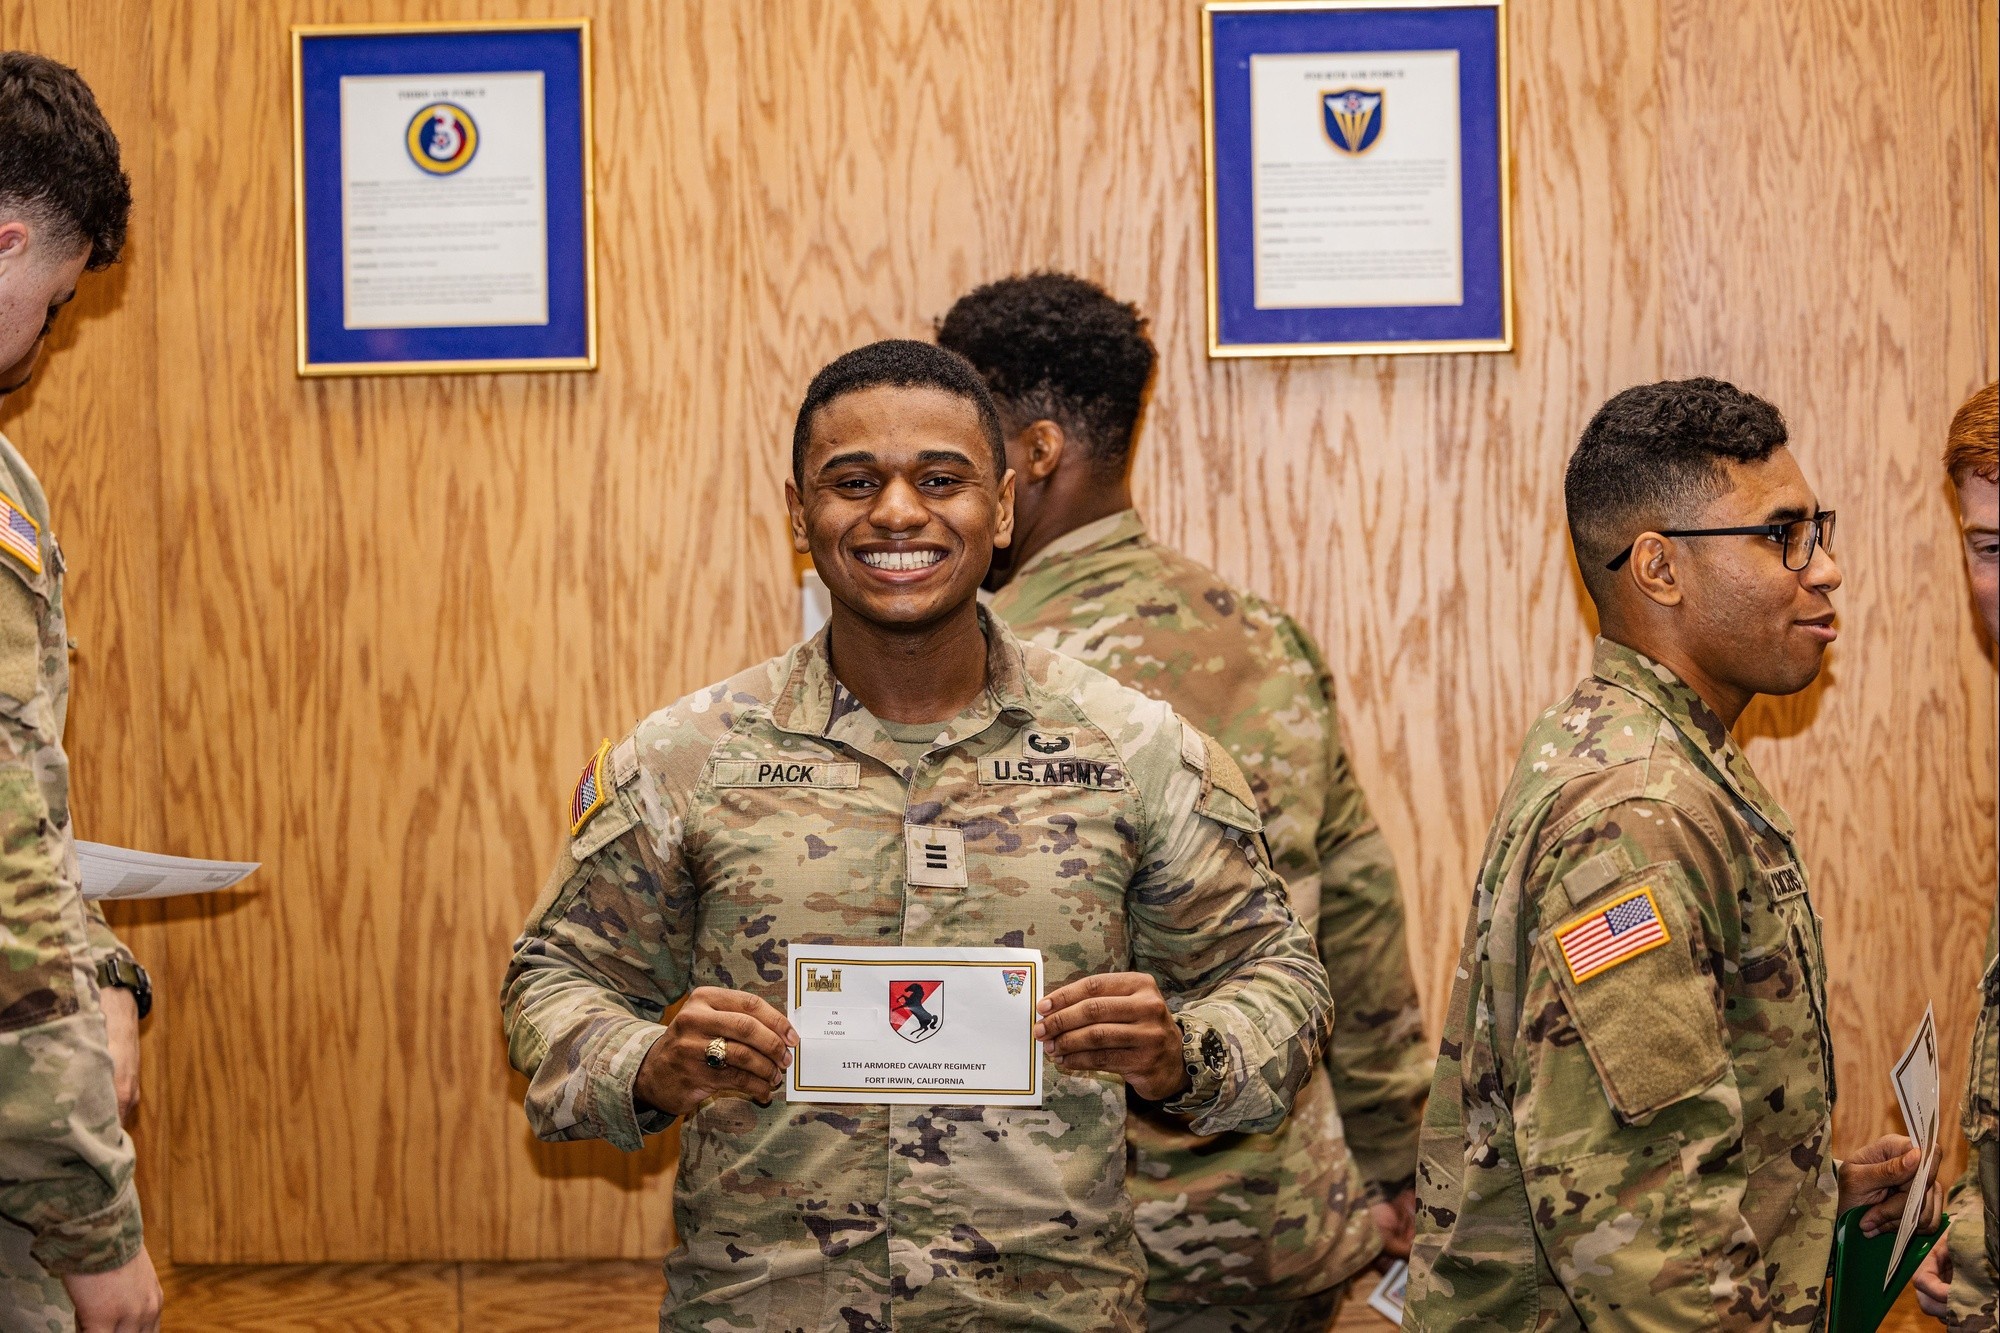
xmin=993 ymin=468 xmax=1016 ymax=550
xmin=1628 ymin=534 xmax=1683 ymax=607
xmin=1022 ymin=420 xmax=1065 ymax=483
xmin=784 ymin=477 xmax=811 ymax=555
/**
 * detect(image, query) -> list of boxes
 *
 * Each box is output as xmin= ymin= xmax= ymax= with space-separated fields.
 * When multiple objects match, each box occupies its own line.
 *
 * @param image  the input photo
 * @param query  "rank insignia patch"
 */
xmin=569 ymin=739 xmax=612 ymax=836
xmin=0 ymin=493 xmax=42 ymax=575
xmin=1556 ymin=886 xmax=1670 ymax=984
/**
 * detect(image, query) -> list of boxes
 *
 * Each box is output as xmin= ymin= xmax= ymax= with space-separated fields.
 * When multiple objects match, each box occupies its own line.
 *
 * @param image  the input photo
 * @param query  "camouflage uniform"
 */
xmin=1405 ymin=637 xmax=1839 ymax=1331
xmin=1943 ymin=912 xmax=1998 ymax=1331
xmin=502 ymin=611 xmax=1333 ymax=1331
xmin=0 ymin=431 xmax=146 ymax=1332
xmin=988 ymin=509 xmax=1430 ymax=1324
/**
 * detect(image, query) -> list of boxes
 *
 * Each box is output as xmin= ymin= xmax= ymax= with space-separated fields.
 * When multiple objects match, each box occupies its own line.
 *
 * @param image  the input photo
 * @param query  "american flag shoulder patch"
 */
xmin=569 ymin=739 xmax=613 ymax=836
xmin=1556 ymin=885 xmax=1670 ymax=984
xmin=0 ymin=492 xmax=42 ymax=575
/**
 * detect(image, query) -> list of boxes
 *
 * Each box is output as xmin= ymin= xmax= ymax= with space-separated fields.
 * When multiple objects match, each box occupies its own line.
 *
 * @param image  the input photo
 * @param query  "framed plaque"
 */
xmin=291 ymin=20 xmax=596 ymax=376
xmin=1202 ymin=1 xmax=1512 ymax=357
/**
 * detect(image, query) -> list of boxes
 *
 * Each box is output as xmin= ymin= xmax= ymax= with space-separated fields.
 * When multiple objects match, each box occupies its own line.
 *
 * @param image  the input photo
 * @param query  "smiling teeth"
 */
xmin=861 ymin=550 xmax=944 ymax=571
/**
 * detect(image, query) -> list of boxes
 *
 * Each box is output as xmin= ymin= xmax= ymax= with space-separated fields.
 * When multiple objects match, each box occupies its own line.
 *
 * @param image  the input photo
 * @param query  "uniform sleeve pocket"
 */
xmin=1542 ymin=863 xmax=1727 ymax=1124
xmin=1523 ymin=1134 xmax=1712 ymax=1322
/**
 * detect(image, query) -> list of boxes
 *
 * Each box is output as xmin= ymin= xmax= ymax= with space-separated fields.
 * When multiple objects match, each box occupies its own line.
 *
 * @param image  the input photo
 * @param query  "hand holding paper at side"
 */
xmin=78 ymin=840 xmax=259 ymax=901
xmin=786 ymin=944 xmax=1042 ymax=1107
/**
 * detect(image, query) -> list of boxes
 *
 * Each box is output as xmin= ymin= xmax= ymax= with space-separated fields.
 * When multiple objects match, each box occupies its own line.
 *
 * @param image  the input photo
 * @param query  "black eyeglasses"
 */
xmin=1606 ymin=510 xmax=1836 ymax=572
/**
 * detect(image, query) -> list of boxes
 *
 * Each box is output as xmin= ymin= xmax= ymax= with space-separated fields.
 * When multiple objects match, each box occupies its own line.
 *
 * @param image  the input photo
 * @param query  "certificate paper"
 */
xmin=338 ymin=71 xmax=549 ymax=330
xmin=78 ymin=841 xmax=259 ymax=901
xmin=786 ymin=944 xmax=1043 ymax=1107
xmin=1249 ymin=50 xmax=1463 ymax=309
xmin=1884 ymin=1004 xmax=1941 ymax=1283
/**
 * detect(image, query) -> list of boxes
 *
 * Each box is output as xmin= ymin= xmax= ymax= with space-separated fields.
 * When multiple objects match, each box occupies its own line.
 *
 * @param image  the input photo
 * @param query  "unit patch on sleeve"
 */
xmin=1555 ymin=886 xmax=1670 ymax=984
xmin=0 ymin=493 xmax=42 ymax=575
xmin=569 ymin=739 xmax=612 ymax=836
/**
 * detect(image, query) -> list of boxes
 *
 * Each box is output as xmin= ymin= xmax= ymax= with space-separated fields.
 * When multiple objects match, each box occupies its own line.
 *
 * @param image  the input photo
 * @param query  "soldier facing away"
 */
xmin=0 ymin=51 xmax=160 ymax=1333
xmin=1915 ymin=379 xmax=1998 ymax=1332
xmin=939 ymin=272 xmax=1431 ymax=1333
xmin=1403 ymin=378 xmax=1926 ymax=1330
xmin=501 ymin=339 xmax=1333 ymax=1331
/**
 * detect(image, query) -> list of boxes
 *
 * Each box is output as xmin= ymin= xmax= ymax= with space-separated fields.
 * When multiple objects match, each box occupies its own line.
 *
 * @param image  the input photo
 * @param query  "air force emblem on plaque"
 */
xmin=406 ymin=102 xmax=479 ymax=175
xmin=1322 ymin=89 xmax=1384 ymax=155
xmin=890 ymin=980 xmax=943 ymax=1043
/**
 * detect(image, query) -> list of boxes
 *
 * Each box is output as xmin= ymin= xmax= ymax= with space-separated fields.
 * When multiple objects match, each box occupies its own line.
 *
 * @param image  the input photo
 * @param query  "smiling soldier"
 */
xmin=1404 ymin=377 xmax=1928 ymax=1330
xmin=501 ymin=340 xmax=1332 ymax=1331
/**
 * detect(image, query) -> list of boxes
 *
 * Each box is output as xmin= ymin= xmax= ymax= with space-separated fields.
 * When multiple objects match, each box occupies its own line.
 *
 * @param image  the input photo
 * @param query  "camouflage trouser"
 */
xmin=0 ymin=1216 xmax=72 ymax=1333
xmin=1146 ymin=1282 xmax=1344 ymax=1333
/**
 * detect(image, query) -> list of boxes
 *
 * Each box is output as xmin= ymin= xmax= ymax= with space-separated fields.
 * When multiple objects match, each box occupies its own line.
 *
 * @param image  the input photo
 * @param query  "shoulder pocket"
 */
xmin=0 ymin=765 xmax=79 ymax=1032
xmin=0 ymin=569 xmax=43 ymax=704
xmin=1542 ymin=862 xmax=1727 ymax=1123
xmin=1180 ymin=719 xmax=1261 ymax=834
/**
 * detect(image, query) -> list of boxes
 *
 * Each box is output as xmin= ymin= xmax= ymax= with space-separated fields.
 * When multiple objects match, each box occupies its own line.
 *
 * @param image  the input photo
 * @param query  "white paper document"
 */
xmin=78 ymin=841 xmax=259 ymax=902
xmin=338 ymin=71 xmax=549 ymax=330
xmin=1884 ymin=1003 xmax=1941 ymax=1284
xmin=786 ymin=944 xmax=1043 ymax=1107
xmin=1249 ymin=49 xmax=1463 ymax=309
xmin=1367 ymin=1259 xmax=1408 ymax=1323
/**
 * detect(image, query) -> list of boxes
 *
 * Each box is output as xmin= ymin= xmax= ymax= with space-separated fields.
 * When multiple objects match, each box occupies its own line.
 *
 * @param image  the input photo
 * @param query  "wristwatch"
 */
xmin=95 ymin=956 xmax=153 ymax=1020
xmin=1172 ymin=1013 xmax=1229 ymax=1107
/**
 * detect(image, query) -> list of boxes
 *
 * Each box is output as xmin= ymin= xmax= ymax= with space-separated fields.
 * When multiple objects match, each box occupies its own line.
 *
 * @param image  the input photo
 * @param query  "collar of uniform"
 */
xmin=1589 ymin=636 xmax=1797 ymax=842
xmin=770 ymin=607 xmax=1037 ymax=764
xmin=1008 ymin=508 xmax=1147 ymax=584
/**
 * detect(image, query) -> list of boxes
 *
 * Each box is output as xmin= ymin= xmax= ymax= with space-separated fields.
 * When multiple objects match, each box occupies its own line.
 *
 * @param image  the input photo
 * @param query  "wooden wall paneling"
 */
xmin=730 ymin=0 xmax=1063 ymax=440
xmin=1048 ymin=0 xmax=1665 ymax=1014
xmin=149 ymin=0 xmax=701 ymax=1263
xmin=1658 ymin=0 xmax=2000 ymax=1158
xmin=524 ymin=0 xmax=756 ymax=1262
xmin=0 ymin=0 xmax=171 ymax=1251
xmin=1982 ymin=0 xmax=1999 ymax=377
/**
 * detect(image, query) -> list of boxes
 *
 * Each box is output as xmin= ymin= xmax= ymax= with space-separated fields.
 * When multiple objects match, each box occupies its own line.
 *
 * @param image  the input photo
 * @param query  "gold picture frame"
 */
xmin=290 ymin=18 xmax=598 ymax=377
xmin=1201 ymin=0 xmax=1513 ymax=358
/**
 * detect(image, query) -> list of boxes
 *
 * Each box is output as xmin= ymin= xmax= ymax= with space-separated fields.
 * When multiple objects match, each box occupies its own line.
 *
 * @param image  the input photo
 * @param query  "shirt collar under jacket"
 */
xmin=1009 ymin=507 xmax=1148 ymax=582
xmin=1589 ymin=635 xmax=1798 ymax=844
xmin=767 ymin=606 xmax=1038 ymax=772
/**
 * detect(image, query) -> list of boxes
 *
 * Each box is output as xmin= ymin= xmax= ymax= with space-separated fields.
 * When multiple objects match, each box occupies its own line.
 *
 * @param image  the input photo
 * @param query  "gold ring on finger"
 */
xmin=704 ymin=1036 xmax=728 ymax=1070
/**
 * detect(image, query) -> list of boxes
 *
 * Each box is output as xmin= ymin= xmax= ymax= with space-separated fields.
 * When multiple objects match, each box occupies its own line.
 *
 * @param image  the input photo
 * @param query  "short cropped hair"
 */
xmin=935 ymin=272 xmax=1156 ymax=475
xmin=792 ymin=339 xmax=1006 ymax=486
xmin=0 ymin=52 xmax=130 ymax=270
xmin=1566 ymin=378 xmax=1790 ymax=600
xmin=1944 ymin=381 xmax=1998 ymax=486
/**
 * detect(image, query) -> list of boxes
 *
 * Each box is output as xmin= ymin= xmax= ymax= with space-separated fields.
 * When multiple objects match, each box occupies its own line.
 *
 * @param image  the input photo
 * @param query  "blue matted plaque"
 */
xmin=1203 ymin=1 xmax=1511 ymax=357
xmin=291 ymin=20 xmax=596 ymax=376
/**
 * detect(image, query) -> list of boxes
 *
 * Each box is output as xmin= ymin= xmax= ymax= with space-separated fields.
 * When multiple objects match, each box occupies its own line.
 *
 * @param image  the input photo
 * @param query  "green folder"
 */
xmin=1824 ymin=1206 xmax=1948 ymax=1333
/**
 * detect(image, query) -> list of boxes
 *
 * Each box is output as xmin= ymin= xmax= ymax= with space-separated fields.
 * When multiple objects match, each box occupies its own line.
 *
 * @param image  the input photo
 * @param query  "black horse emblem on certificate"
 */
xmin=890 ymin=980 xmax=943 ymax=1043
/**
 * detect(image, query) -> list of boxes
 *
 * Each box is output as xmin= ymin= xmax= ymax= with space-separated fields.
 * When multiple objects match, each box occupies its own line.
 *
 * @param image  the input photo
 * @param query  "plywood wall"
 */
xmin=0 ymin=0 xmax=1992 ymax=1266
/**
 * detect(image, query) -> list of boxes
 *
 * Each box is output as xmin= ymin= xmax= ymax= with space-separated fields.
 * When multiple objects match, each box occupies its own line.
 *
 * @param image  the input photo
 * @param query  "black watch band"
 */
xmin=95 ymin=957 xmax=152 ymax=1021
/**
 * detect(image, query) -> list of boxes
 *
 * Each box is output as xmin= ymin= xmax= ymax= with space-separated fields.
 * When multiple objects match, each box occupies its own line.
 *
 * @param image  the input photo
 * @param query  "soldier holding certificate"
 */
xmin=501 ymin=340 xmax=1333 ymax=1330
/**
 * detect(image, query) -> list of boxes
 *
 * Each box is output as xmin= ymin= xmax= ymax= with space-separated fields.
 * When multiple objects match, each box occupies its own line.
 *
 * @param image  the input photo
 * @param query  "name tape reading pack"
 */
xmin=712 ymin=760 xmax=861 ymax=789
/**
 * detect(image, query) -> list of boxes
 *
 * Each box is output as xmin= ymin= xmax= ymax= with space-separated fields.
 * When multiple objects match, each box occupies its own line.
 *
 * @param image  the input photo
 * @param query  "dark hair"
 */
xmin=0 ymin=53 xmax=130 ymax=270
xmin=1566 ymin=377 xmax=1790 ymax=598
xmin=792 ymin=339 xmax=1006 ymax=485
xmin=935 ymin=272 xmax=1156 ymax=475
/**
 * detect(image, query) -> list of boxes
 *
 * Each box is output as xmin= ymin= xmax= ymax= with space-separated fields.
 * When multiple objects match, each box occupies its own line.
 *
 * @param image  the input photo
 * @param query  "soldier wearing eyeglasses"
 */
xmin=1405 ymin=377 xmax=1928 ymax=1330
